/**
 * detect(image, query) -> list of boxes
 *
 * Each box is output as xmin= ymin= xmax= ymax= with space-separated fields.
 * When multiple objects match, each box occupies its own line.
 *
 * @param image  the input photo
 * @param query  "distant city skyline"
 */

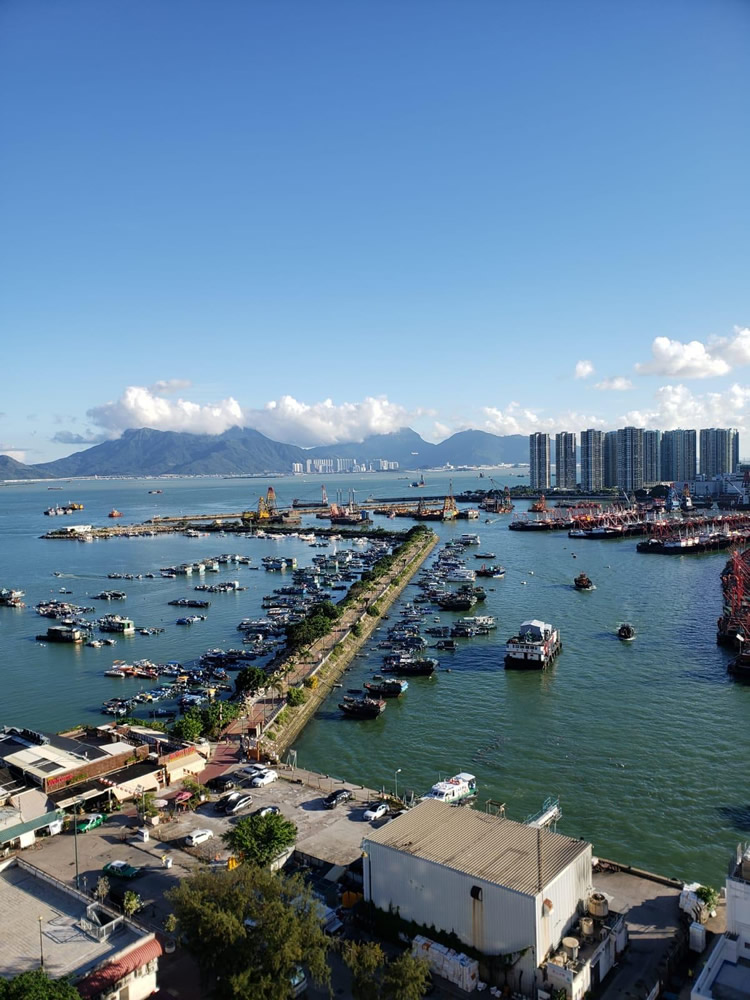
xmin=529 ymin=426 xmax=739 ymax=491
xmin=1 ymin=1 xmax=748 ymax=463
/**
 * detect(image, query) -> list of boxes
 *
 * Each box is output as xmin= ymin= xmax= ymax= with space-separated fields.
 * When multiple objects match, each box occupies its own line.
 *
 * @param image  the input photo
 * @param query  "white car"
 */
xmin=251 ymin=769 xmax=278 ymax=787
xmin=185 ymin=828 xmax=214 ymax=847
xmin=363 ymin=802 xmax=389 ymax=821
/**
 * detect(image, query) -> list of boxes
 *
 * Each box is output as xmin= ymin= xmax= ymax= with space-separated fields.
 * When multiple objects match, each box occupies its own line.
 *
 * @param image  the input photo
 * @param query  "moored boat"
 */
xmin=364 ymin=677 xmax=409 ymax=698
xmin=422 ymin=771 xmax=477 ymax=804
xmin=339 ymin=695 xmax=386 ymax=718
xmin=504 ymin=619 xmax=561 ymax=670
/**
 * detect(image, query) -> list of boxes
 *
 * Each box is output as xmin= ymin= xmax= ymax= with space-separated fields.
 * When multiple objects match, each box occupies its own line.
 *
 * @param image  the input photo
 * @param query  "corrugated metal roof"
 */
xmin=364 ymin=800 xmax=589 ymax=895
xmin=0 ymin=809 xmax=64 ymax=845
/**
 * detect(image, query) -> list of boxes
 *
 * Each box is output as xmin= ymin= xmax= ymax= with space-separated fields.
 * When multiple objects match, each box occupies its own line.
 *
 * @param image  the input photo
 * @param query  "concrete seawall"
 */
xmin=271 ymin=531 xmax=439 ymax=755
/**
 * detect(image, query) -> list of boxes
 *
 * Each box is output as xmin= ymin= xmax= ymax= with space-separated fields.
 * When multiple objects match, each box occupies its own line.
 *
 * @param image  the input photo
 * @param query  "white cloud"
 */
xmin=148 ymin=379 xmax=192 ymax=395
xmin=636 ymin=327 xmax=750 ymax=379
xmin=622 ymin=382 xmax=750 ymax=434
xmin=482 ymin=403 xmax=606 ymax=436
xmin=594 ymin=377 xmax=633 ymax=391
xmin=0 ymin=448 xmax=26 ymax=463
xmin=87 ymin=386 xmax=245 ymax=437
xmin=246 ymin=395 xmax=415 ymax=447
xmin=575 ymin=360 xmax=594 ymax=379
xmin=77 ymin=387 xmax=418 ymax=446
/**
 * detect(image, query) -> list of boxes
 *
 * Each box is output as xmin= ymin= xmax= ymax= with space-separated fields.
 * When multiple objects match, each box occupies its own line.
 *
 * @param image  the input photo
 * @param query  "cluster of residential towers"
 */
xmin=529 ymin=427 xmax=740 ymax=492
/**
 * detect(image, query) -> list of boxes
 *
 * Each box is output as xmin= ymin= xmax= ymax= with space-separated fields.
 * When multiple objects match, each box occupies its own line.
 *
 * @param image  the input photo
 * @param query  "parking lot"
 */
xmin=26 ymin=764 xmax=391 ymax=931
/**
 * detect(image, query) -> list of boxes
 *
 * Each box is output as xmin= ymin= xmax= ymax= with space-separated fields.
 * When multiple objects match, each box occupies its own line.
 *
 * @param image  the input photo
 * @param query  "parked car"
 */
xmin=241 ymin=764 xmax=268 ymax=778
xmin=324 ymin=789 xmax=352 ymax=810
xmin=363 ymin=801 xmax=389 ymax=821
xmin=256 ymin=805 xmax=281 ymax=818
xmin=102 ymin=860 xmax=141 ymax=880
xmin=185 ymin=828 xmax=214 ymax=847
xmin=207 ymin=774 xmax=235 ymax=792
xmin=290 ymin=966 xmax=307 ymax=997
xmin=227 ymin=793 xmax=254 ymax=815
xmin=76 ymin=813 xmax=104 ymax=833
xmin=250 ymin=769 xmax=278 ymax=788
xmin=218 ymin=792 xmax=241 ymax=814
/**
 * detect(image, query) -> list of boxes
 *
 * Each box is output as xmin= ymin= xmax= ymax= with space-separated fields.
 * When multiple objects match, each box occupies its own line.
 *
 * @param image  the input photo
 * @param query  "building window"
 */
xmin=470 ymin=885 xmax=482 ymax=901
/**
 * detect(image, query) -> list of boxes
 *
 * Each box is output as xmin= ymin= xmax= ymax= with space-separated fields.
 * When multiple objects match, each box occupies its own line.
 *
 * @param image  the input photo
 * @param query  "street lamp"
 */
xmin=72 ymin=796 xmax=85 ymax=891
xmin=394 ymin=768 xmax=402 ymax=802
xmin=39 ymin=916 xmax=44 ymax=970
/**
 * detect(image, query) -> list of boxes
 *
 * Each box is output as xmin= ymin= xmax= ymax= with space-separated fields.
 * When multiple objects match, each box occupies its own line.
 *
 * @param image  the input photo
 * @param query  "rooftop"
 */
xmin=0 ymin=859 xmax=143 ymax=980
xmin=363 ymin=799 xmax=590 ymax=894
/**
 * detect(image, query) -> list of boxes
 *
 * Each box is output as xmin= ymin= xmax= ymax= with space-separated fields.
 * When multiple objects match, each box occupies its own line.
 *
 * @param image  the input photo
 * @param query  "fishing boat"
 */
xmin=617 ymin=623 xmax=636 ymax=641
xmin=422 ymin=772 xmax=477 ymax=804
xmin=108 ymin=509 xmax=123 ymax=518
xmin=574 ymin=572 xmax=595 ymax=591
xmin=338 ymin=695 xmax=386 ymax=719
xmin=476 ymin=564 xmax=505 ymax=578
xmin=364 ymin=677 xmax=409 ymax=698
xmin=382 ymin=655 xmax=437 ymax=676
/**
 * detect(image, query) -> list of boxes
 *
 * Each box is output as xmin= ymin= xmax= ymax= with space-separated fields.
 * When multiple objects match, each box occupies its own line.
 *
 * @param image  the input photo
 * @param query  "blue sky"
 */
xmin=2 ymin=0 xmax=749 ymax=462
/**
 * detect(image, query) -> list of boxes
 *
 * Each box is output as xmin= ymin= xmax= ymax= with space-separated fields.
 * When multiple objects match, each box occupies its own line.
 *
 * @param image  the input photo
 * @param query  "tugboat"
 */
xmin=574 ymin=572 xmax=595 ymax=591
xmin=504 ymin=619 xmax=561 ymax=670
xmin=422 ymin=772 xmax=477 ymax=804
xmin=617 ymin=623 xmax=636 ymax=642
xmin=364 ymin=677 xmax=409 ymax=698
xmin=339 ymin=695 xmax=386 ymax=718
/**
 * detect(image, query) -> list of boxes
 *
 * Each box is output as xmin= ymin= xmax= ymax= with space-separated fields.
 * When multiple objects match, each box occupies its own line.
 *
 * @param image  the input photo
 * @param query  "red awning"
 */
xmin=77 ymin=937 xmax=162 ymax=998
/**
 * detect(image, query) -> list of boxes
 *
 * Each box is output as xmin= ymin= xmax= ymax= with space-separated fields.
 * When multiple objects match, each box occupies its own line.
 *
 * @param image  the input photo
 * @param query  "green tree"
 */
xmin=171 ymin=707 xmax=204 ymax=742
xmin=166 ymin=865 xmax=330 ymax=1000
xmin=182 ymin=776 xmax=210 ymax=809
xmin=286 ymin=687 xmax=306 ymax=707
xmin=381 ymin=951 xmax=430 ymax=1000
xmin=343 ymin=940 xmax=385 ymax=1000
xmin=222 ymin=812 xmax=297 ymax=868
xmin=0 ymin=969 xmax=80 ymax=999
xmin=235 ymin=665 xmax=268 ymax=698
xmin=122 ymin=890 xmax=142 ymax=917
xmin=94 ymin=875 xmax=110 ymax=903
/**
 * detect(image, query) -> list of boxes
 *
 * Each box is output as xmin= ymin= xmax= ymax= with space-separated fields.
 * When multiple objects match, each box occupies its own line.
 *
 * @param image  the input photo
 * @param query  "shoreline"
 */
xmin=262 ymin=530 xmax=440 ymax=756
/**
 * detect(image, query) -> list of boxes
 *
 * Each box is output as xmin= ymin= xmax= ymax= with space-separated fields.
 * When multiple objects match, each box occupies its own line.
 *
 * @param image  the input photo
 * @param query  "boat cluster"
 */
xmin=101 ymin=658 xmax=233 ymax=716
xmin=92 ymin=590 xmax=127 ymax=601
xmin=0 ymin=587 xmax=25 ymax=608
xmin=340 ymin=539 xmax=504 ymax=720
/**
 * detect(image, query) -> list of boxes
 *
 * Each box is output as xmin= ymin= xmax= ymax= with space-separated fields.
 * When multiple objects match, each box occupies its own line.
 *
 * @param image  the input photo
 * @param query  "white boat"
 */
xmin=422 ymin=772 xmax=477 ymax=804
xmin=459 ymin=534 xmax=481 ymax=546
xmin=504 ymin=619 xmax=561 ymax=670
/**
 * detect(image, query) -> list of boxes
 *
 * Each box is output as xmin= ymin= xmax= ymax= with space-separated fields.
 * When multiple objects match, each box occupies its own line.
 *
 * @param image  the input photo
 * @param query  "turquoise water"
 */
xmin=1 ymin=473 xmax=747 ymax=885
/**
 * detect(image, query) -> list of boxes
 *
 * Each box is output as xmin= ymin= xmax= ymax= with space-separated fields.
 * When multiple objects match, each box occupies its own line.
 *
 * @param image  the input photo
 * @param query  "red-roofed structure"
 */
xmin=77 ymin=936 xmax=162 ymax=999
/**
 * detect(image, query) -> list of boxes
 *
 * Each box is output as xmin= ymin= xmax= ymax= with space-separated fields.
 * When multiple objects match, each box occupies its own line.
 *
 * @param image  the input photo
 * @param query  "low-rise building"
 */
xmin=0 ymin=857 xmax=161 ymax=1000
xmin=362 ymin=799 xmax=626 ymax=994
xmin=692 ymin=845 xmax=750 ymax=999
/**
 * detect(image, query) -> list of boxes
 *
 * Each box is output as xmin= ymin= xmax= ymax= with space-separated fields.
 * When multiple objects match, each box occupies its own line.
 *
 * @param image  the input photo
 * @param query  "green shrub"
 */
xmin=287 ymin=687 xmax=307 ymax=707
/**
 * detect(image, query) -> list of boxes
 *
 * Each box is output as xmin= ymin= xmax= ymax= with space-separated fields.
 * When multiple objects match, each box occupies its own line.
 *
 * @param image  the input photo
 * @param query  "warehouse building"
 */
xmin=362 ymin=800 xmax=626 ymax=994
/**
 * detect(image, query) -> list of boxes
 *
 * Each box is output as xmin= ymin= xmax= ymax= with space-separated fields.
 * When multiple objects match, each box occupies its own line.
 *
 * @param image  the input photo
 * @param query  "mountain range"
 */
xmin=0 ymin=426 xmax=530 ymax=479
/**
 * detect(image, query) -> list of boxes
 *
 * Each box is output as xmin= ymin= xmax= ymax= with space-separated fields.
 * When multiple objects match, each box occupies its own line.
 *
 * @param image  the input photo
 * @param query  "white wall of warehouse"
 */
xmin=535 ymin=847 xmax=593 ymax=961
xmin=365 ymin=841 xmax=537 ymax=957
